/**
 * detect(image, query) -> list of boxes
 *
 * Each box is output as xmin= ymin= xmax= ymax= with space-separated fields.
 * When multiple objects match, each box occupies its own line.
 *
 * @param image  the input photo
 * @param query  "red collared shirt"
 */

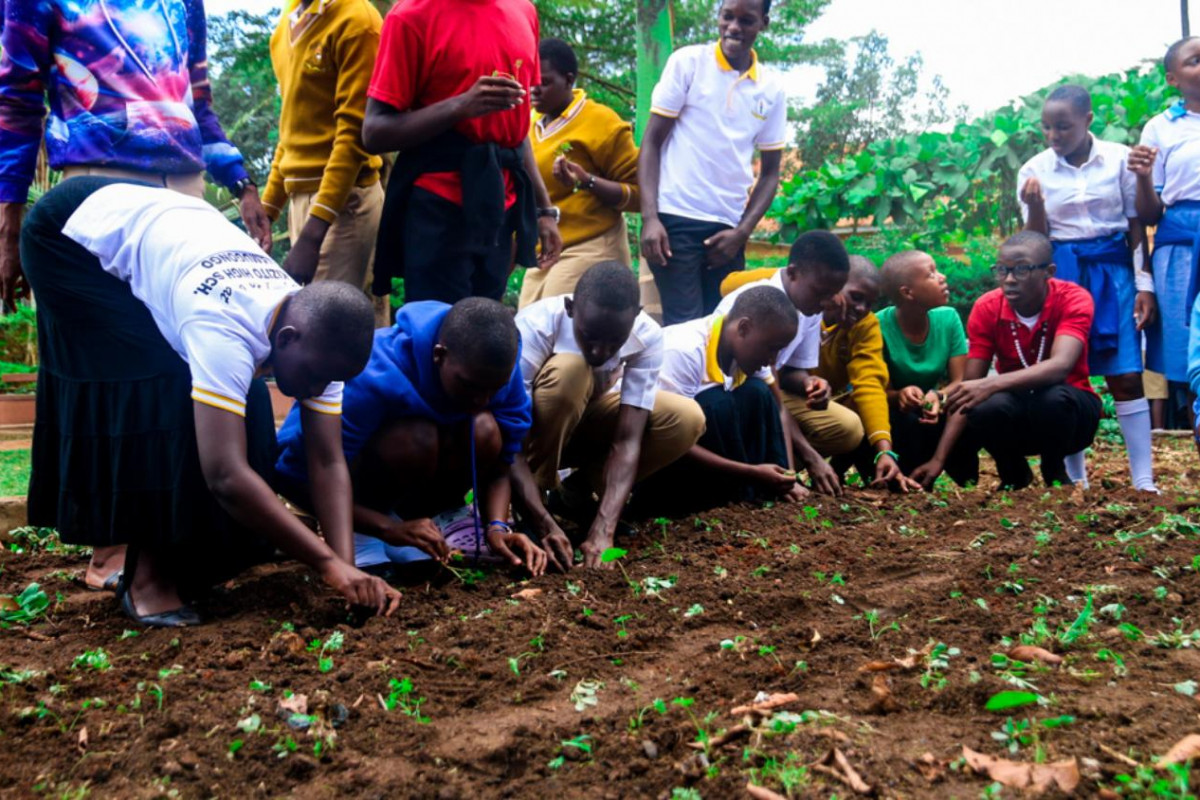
xmin=967 ymin=278 xmax=1095 ymax=393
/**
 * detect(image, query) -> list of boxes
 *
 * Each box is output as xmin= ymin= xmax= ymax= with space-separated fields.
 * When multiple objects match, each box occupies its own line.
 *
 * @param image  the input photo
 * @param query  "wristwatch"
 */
xmin=537 ymin=206 xmax=561 ymax=223
xmin=231 ymin=177 xmax=256 ymax=197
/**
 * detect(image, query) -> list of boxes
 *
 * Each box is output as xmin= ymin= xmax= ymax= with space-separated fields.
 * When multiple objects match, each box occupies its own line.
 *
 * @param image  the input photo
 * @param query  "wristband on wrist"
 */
xmin=873 ymin=449 xmax=900 ymax=465
xmin=583 ymin=173 xmax=596 ymax=191
xmin=486 ymin=520 xmax=511 ymax=533
xmin=1134 ymin=268 xmax=1155 ymax=294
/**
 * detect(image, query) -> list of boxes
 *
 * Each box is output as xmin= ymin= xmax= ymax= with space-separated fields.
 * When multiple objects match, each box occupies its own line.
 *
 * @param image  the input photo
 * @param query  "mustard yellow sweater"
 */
xmin=262 ymin=0 xmax=383 ymax=224
xmin=531 ymin=90 xmax=640 ymax=249
xmin=815 ymin=313 xmax=892 ymax=446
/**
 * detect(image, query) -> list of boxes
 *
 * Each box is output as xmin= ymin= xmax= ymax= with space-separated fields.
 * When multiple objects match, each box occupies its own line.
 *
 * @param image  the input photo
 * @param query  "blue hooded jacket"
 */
xmin=275 ymin=301 xmax=532 ymax=485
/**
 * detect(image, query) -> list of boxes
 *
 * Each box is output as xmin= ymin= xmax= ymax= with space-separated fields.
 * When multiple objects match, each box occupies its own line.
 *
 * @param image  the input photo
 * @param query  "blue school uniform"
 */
xmin=274 ymin=301 xmax=532 ymax=485
xmin=1017 ymin=137 xmax=1141 ymax=377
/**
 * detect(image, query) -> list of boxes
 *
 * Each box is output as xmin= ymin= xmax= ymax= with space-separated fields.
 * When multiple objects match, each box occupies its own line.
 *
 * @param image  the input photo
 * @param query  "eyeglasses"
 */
xmin=991 ymin=263 xmax=1050 ymax=280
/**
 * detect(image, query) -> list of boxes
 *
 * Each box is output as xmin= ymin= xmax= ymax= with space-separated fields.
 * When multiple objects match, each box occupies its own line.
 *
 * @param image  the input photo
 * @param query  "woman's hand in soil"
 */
xmin=897 ymin=385 xmax=925 ymax=414
xmin=320 ymin=559 xmax=401 ymax=616
xmin=782 ymin=481 xmax=809 ymax=503
xmin=381 ymin=518 xmax=450 ymax=563
xmin=488 ymin=530 xmax=549 ymax=577
xmin=804 ymin=376 xmax=831 ymax=410
xmin=944 ymin=378 xmax=992 ymax=415
xmin=872 ymin=454 xmax=922 ymax=493
xmin=539 ymin=524 xmax=575 ymax=573
xmin=641 ymin=217 xmax=672 ymax=267
xmin=803 ymin=455 xmax=843 ymax=497
xmin=750 ymin=463 xmax=800 ymax=495
xmin=909 ymin=458 xmax=944 ymax=491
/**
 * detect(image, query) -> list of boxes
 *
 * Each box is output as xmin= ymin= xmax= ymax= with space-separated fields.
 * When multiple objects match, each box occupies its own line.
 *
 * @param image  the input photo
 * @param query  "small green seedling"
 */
xmin=71 ymin=648 xmax=111 ymax=672
xmin=0 ymin=583 xmax=50 ymax=626
xmin=307 ymin=630 xmax=345 ymax=673
xmin=384 ymin=677 xmax=430 ymax=723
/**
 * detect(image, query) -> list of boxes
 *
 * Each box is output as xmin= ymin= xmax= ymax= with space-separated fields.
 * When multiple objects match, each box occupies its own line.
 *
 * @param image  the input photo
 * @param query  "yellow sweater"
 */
xmin=815 ymin=313 xmax=892 ymax=446
xmin=262 ymin=0 xmax=383 ymax=224
xmin=531 ymin=90 xmax=640 ymax=249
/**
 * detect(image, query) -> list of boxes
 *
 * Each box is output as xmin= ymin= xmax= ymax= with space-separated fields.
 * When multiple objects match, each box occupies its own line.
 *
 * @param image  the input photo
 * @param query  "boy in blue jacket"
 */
xmin=276 ymin=297 xmax=548 ymax=576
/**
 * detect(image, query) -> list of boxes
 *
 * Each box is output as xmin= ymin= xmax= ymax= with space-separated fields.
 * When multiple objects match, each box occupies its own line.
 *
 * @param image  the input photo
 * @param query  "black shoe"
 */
xmin=121 ymin=590 xmax=202 ymax=628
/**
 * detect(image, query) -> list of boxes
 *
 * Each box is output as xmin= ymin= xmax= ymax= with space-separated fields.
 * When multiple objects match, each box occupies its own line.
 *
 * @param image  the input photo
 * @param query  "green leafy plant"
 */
xmin=384 ymin=677 xmax=430 ymax=724
xmin=0 ymin=583 xmax=50 ymax=626
xmin=307 ymin=630 xmax=345 ymax=673
xmin=71 ymin=648 xmax=112 ymax=672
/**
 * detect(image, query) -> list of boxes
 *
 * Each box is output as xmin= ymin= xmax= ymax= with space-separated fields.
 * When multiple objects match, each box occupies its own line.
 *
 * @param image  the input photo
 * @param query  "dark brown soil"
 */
xmin=2 ymin=437 xmax=1199 ymax=799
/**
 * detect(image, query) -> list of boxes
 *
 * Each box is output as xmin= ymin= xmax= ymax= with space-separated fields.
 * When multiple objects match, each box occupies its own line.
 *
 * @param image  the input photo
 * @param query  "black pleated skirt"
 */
xmin=20 ymin=177 xmax=276 ymax=582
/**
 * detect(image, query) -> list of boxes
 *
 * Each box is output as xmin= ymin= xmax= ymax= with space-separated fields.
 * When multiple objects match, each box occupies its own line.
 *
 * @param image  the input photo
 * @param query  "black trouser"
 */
xmin=634 ymin=378 xmax=786 ymax=515
xmin=401 ymin=187 xmax=518 ymax=303
xmin=890 ymin=408 xmax=980 ymax=486
xmin=648 ymin=213 xmax=745 ymax=325
xmin=962 ymin=385 xmax=1102 ymax=489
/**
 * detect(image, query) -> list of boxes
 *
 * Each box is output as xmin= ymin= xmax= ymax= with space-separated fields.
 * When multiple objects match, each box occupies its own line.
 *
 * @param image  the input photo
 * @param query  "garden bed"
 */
xmin=0 ymin=437 xmax=1198 ymax=798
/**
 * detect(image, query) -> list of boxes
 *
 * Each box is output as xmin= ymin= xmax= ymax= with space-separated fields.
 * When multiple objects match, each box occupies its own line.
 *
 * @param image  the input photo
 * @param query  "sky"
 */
xmin=204 ymin=0 xmax=1191 ymax=118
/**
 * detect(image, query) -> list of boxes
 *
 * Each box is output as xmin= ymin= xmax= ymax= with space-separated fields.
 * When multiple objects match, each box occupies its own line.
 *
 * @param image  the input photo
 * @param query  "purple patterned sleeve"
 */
xmin=0 ymin=0 xmax=51 ymax=203
xmin=185 ymin=0 xmax=249 ymax=190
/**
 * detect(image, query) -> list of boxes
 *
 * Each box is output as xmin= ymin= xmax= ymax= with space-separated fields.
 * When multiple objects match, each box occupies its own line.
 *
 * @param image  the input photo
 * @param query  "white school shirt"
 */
xmin=658 ymin=313 xmax=772 ymax=400
xmin=1016 ymin=137 xmax=1136 ymax=240
xmin=1140 ymin=107 xmax=1200 ymax=206
xmin=62 ymin=183 xmax=342 ymax=417
xmin=649 ymin=43 xmax=788 ymax=228
xmin=515 ymin=295 xmax=663 ymax=411
xmin=714 ymin=270 xmax=820 ymax=371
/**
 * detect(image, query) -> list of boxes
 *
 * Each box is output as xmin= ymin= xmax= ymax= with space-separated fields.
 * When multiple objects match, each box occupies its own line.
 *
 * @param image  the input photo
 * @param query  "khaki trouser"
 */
xmin=781 ymin=391 xmax=865 ymax=457
xmin=525 ymin=353 xmax=705 ymax=491
xmin=518 ymin=218 xmax=632 ymax=309
xmin=289 ymin=183 xmax=389 ymax=327
xmin=62 ymin=165 xmax=206 ymax=198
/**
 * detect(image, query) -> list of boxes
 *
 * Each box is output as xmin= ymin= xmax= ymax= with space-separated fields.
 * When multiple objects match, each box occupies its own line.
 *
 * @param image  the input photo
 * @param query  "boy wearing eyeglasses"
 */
xmin=909 ymin=231 xmax=1101 ymax=490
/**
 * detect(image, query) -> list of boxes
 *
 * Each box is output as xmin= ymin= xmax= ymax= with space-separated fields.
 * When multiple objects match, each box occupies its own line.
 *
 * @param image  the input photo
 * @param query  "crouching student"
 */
xmin=717 ymin=231 xmax=854 ymax=496
xmin=512 ymin=262 xmax=705 ymax=570
xmin=640 ymin=286 xmax=803 ymax=515
xmin=812 ymin=257 xmax=920 ymax=491
xmin=1020 ymin=84 xmax=1157 ymax=491
xmin=22 ymin=177 xmax=399 ymax=627
xmin=876 ymin=250 xmax=973 ymax=483
xmin=911 ymin=231 xmax=1102 ymax=490
xmin=274 ymin=298 xmax=549 ymax=578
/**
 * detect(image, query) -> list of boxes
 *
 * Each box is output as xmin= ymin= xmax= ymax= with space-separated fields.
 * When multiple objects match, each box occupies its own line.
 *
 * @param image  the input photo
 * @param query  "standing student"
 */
xmin=22 ymin=177 xmax=398 ymax=626
xmin=639 ymin=0 xmax=787 ymax=324
xmin=0 ymin=0 xmax=273 ymax=310
xmin=362 ymin=0 xmax=561 ymax=304
xmin=877 ymin=251 xmax=973 ymax=483
xmin=262 ymin=0 xmax=388 ymax=323
xmin=1189 ymin=298 xmax=1200 ymax=456
xmin=911 ymin=231 xmax=1102 ymax=490
xmin=274 ymin=298 xmax=549 ymax=577
xmin=520 ymin=39 xmax=640 ymax=308
xmin=644 ymin=286 xmax=803 ymax=514
xmin=1019 ymin=84 xmax=1158 ymax=492
xmin=1129 ymin=36 xmax=1200 ymax=434
xmin=717 ymin=232 xmax=857 ymax=496
xmin=812 ymin=257 xmax=920 ymax=491
xmin=512 ymin=262 xmax=704 ymax=570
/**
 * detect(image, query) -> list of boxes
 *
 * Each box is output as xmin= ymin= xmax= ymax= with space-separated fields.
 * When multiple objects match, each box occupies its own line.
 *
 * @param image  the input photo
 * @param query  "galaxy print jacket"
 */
xmin=0 ymin=0 xmax=250 ymax=203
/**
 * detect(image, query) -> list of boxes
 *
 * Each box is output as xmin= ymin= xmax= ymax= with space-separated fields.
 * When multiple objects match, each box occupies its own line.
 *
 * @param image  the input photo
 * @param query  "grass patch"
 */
xmin=0 ymin=448 xmax=31 ymax=497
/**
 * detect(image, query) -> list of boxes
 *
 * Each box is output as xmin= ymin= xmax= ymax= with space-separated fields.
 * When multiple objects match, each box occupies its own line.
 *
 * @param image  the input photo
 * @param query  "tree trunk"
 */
xmin=635 ymin=0 xmax=673 ymax=143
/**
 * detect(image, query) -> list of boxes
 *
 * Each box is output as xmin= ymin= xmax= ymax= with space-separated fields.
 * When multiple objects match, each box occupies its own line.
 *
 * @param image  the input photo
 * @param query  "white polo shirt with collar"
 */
xmin=715 ymin=270 xmax=819 ymax=372
xmin=1016 ymin=136 xmax=1136 ymax=240
xmin=658 ymin=313 xmax=773 ymax=400
xmin=649 ymin=43 xmax=788 ymax=228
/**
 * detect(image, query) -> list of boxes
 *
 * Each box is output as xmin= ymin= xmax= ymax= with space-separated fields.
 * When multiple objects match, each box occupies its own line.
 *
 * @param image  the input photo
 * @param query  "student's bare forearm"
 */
xmin=777 ymin=367 xmax=809 ymax=397
xmin=584 ymin=175 xmax=627 ymax=208
xmin=484 ymin=463 xmax=513 ymax=525
xmin=930 ymin=412 xmax=968 ymax=464
xmin=735 ymin=150 xmax=782 ymax=235
xmin=1135 ymin=174 xmax=1164 ymax=225
xmin=767 ymin=379 xmax=796 ymax=469
xmin=593 ymin=406 xmax=649 ymax=533
xmin=683 ymin=443 xmax=755 ymax=480
xmin=509 ymin=454 xmax=556 ymax=533
xmin=1023 ymin=204 xmax=1049 ymax=236
xmin=637 ymin=116 xmax=671 ymax=221
xmin=984 ymin=355 xmax=1073 ymax=393
xmin=362 ymin=97 xmax=468 ymax=153
xmin=306 ymin=459 xmax=355 ymax=564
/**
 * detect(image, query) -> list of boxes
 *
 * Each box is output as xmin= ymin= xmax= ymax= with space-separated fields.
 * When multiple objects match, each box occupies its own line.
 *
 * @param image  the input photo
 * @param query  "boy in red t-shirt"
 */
xmin=362 ymin=0 xmax=561 ymax=304
xmin=911 ymin=231 xmax=1102 ymax=490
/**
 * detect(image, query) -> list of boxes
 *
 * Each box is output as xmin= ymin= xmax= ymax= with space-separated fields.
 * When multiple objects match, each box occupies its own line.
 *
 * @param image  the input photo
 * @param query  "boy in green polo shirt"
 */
xmin=877 ymin=250 xmax=973 ymax=482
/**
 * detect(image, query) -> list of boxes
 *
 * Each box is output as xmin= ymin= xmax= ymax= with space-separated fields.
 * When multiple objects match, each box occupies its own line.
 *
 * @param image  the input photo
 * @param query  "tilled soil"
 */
xmin=1 ymin=437 xmax=1199 ymax=799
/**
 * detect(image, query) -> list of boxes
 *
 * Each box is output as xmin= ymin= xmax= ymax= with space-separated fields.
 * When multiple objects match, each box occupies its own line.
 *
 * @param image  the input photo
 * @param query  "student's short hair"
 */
xmin=539 ymin=38 xmax=578 ymax=77
xmin=1047 ymin=84 xmax=1091 ymax=115
xmin=1165 ymin=36 xmax=1200 ymax=72
xmin=1001 ymin=230 xmax=1054 ymax=264
xmin=291 ymin=281 xmax=375 ymax=367
xmin=728 ymin=285 xmax=796 ymax=332
xmin=441 ymin=297 xmax=519 ymax=369
xmin=789 ymin=230 xmax=850 ymax=275
xmin=574 ymin=260 xmax=639 ymax=312
xmin=847 ymin=254 xmax=880 ymax=286
xmin=880 ymin=250 xmax=929 ymax=300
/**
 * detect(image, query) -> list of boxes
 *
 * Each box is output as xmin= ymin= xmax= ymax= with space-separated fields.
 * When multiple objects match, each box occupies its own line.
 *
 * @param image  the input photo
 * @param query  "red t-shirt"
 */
xmin=966 ymin=279 xmax=1095 ymax=393
xmin=368 ymin=0 xmax=540 ymax=206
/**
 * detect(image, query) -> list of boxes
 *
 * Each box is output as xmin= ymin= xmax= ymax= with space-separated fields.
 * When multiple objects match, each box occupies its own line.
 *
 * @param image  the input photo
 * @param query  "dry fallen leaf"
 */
xmin=746 ymin=783 xmax=788 ymax=800
xmin=962 ymin=746 xmax=1080 ymax=794
xmin=858 ymin=661 xmax=904 ymax=673
xmin=511 ymin=588 xmax=543 ymax=600
xmin=77 ymin=726 xmax=88 ymax=752
xmin=731 ymin=693 xmax=800 ymax=716
xmin=1008 ymin=645 xmax=1063 ymax=666
xmin=810 ymin=629 xmax=823 ymax=647
xmin=868 ymin=673 xmax=899 ymax=714
xmin=812 ymin=748 xmax=873 ymax=795
xmin=1159 ymin=734 xmax=1200 ymax=767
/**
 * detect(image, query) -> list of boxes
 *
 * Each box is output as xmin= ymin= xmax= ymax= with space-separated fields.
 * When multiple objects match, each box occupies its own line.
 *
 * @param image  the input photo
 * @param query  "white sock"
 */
xmin=1064 ymin=450 xmax=1089 ymax=488
xmin=1116 ymin=398 xmax=1158 ymax=492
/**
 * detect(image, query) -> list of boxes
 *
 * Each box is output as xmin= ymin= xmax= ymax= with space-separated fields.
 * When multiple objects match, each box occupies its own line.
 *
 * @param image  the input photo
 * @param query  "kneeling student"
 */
xmin=911 ymin=231 xmax=1102 ymax=490
xmin=643 ymin=286 xmax=803 ymax=514
xmin=876 ymin=250 xmax=972 ymax=483
xmin=275 ymin=298 xmax=549 ymax=577
xmin=22 ymin=177 xmax=399 ymax=626
xmin=513 ymin=261 xmax=705 ymax=570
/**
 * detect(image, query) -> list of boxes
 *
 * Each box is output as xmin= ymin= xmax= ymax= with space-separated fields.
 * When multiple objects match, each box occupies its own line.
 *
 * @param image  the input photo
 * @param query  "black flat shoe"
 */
xmin=121 ymin=590 xmax=202 ymax=628
xmin=86 ymin=570 xmax=124 ymax=593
